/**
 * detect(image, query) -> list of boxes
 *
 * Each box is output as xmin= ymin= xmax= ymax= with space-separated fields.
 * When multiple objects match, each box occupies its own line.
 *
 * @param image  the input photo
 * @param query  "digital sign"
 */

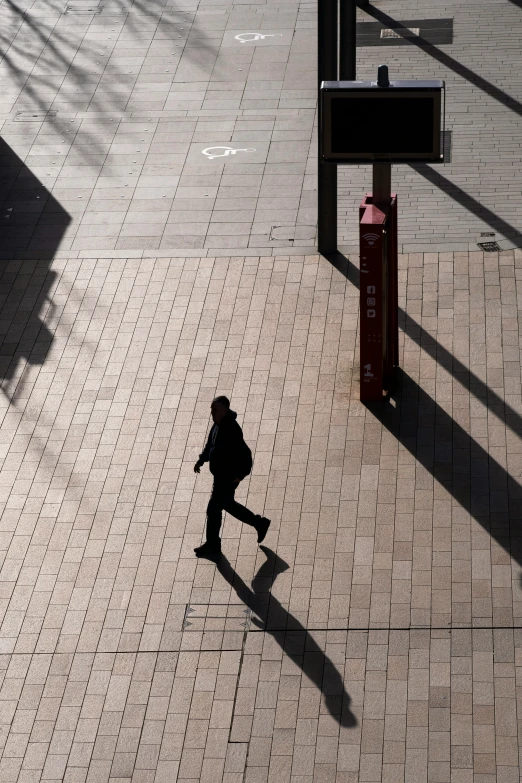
xmin=321 ymin=80 xmax=444 ymax=163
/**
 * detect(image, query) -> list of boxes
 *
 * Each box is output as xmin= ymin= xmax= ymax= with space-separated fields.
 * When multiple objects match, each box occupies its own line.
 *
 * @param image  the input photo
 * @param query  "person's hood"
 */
xmin=223 ymin=409 xmax=237 ymax=423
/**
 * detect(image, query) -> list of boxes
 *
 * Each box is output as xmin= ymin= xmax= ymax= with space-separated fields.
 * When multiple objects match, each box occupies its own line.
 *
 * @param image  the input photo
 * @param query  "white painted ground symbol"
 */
xmin=234 ymin=32 xmax=282 ymax=43
xmin=202 ymin=146 xmax=256 ymax=160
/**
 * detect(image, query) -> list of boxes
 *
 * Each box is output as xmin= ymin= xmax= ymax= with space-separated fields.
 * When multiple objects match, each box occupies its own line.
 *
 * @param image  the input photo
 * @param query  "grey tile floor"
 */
xmin=1 ymin=0 xmax=522 ymax=256
xmin=2 ymin=0 xmax=522 ymax=781
xmin=0 ymin=0 xmax=317 ymax=258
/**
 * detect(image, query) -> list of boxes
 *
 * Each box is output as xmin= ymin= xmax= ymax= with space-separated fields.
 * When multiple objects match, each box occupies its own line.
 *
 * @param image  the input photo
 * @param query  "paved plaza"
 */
xmin=1 ymin=0 xmax=521 ymax=256
xmin=1 ymin=0 xmax=522 ymax=782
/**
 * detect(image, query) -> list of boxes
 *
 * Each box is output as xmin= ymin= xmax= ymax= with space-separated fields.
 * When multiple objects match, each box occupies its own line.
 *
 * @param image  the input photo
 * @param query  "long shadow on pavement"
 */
xmin=328 ymin=250 xmax=522 ymax=440
xmin=411 ymin=164 xmax=522 ymax=247
xmin=216 ymin=546 xmax=357 ymax=727
xmin=328 ymin=252 xmax=522 ymax=595
xmin=0 ymin=136 xmax=70 ymax=397
xmin=372 ymin=369 xmax=522 ymax=618
xmin=363 ymin=4 xmax=522 ymax=119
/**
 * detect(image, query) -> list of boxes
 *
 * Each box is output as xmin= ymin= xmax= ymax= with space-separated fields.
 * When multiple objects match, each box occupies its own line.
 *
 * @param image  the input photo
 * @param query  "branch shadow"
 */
xmin=1 ymin=0 xmax=217 ymax=164
xmin=0 ymin=136 xmax=70 ymax=396
xmin=216 ymin=546 xmax=357 ymax=727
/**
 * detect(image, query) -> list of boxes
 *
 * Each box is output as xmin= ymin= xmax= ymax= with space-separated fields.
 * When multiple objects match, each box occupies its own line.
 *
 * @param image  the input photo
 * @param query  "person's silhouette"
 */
xmin=194 ymin=396 xmax=270 ymax=558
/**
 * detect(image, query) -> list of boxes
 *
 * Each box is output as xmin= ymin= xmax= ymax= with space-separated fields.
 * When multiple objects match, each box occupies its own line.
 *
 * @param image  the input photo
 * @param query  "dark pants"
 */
xmin=206 ymin=479 xmax=260 ymax=543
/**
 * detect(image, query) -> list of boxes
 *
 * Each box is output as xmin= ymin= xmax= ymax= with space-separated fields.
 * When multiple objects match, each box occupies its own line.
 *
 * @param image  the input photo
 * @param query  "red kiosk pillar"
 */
xmin=359 ymin=193 xmax=398 ymax=402
xmin=320 ymin=65 xmax=444 ymax=401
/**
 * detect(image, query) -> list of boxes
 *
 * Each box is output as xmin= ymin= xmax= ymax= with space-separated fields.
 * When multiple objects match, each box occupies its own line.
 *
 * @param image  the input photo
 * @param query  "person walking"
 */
xmin=194 ymin=396 xmax=271 ymax=559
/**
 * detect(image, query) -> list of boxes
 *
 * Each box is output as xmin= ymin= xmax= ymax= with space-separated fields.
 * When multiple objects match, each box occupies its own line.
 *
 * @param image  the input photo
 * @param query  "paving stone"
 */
xmin=0 ymin=247 xmax=521 ymax=777
xmin=1 ymin=0 xmax=522 ymax=778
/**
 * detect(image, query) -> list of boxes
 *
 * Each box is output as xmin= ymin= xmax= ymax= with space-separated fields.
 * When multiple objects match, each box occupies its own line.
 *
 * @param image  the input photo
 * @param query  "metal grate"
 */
xmin=477 ymin=241 xmax=501 ymax=252
xmin=357 ymin=18 xmax=453 ymax=46
xmin=381 ymin=27 xmax=420 ymax=39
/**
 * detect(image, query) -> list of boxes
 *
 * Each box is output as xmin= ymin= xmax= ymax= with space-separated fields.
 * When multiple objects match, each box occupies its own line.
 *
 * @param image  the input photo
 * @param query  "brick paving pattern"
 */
xmin=1 ymin=0 xmax=522 ymax=781
xmin=1 ymin=247 xmax=522 ymax=781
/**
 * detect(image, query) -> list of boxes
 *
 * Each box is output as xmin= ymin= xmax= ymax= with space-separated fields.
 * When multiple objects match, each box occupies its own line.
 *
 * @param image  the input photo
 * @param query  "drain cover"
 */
xmin=181 ymin=604 xmax=251 ymax=650
xmin=357 ymin=18 xmax=453 ymax=46
xmin=381 ymin=27 xmax=420 ymax=39
xmin=478 ymin=241 xmax=501 ymax=252
xmin=183 ymin=604 xmax=251 ymax=631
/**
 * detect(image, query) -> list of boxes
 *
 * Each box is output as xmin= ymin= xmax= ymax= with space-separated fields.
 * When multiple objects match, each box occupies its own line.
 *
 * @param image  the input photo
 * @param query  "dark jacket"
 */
xmin=199 ymin=410 xmax=246 ymax=480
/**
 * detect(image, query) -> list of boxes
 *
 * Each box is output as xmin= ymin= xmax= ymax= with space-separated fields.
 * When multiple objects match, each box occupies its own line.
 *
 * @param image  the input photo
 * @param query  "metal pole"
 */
xmin=318 ymin=0 xmax=338 ymax=255
xmin=372 ymin=162 xmax=391 ymax=207
xmin=340 ymin=0 xmax=356 ymax=81
xmin=372 ymin=66 xmax=391 ymax=207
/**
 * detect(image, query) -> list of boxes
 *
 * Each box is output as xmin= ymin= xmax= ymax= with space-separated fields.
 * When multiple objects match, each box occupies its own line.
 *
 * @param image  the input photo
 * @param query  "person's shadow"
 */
xmin=216 ymin=546 xmax=357 ymax=727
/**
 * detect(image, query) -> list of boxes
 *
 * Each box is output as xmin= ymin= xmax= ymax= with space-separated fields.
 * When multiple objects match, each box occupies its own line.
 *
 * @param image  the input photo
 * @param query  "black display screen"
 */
xmin=330 ymin=94 xmax=436 ymax=156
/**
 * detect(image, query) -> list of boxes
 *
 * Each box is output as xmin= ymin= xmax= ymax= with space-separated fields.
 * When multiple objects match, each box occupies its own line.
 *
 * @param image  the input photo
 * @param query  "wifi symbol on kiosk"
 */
xmin=363 ymin=233 xmax=380 ymax=246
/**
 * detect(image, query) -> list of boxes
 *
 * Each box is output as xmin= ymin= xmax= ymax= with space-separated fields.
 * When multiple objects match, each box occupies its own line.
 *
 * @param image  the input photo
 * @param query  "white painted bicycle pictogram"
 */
xmin=202 ymin=146 xmax=256 ymax=160
xmin=234 ymin=32 xmax=283 ymax=43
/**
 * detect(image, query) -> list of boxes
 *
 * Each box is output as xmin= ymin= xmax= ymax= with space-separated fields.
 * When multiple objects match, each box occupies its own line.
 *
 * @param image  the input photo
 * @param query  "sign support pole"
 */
xmin=340 ymin=0 xmax=356 ymax=81
xmin=372 ymin=162 xmax=391 ymax=207
xmin=320 ymin=65 xmax=445 ymax=399
xmin=318 ymin=0 xmax=338 ymax=254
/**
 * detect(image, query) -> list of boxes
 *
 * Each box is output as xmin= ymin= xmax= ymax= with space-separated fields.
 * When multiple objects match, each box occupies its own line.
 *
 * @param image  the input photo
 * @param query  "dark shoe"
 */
xmin=256 ymin=517 xmax=271 ymax=544
xmin=194 ymin=541 xmax=222 ymax=560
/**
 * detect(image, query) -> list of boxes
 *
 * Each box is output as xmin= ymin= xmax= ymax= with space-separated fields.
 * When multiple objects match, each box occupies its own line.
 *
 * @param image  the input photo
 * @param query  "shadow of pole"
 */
xmin=363 ymin=3 xmax=522 ymax=118
xmin=0 ymin=136 xmax=70 ymax=397
xmin=400 ymin=309 xmax=522 ymax=439
xmin=216 ymin=546 xmax=357 ymax=727
xmin=326 ymin=251 xmax=522 ymax=444
xmin=371 ymin=370 xmax=522 ymax=608
xmin=325 ymin=251 xmax=522 ymax=592
xmin=410 ymin=164 xmax=522 ymax=245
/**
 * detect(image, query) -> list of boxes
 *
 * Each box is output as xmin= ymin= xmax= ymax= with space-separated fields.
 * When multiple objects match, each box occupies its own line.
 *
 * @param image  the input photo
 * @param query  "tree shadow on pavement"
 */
xmin=0 ymin=136 xmax=70 ymax=398
xmin=216 ymin=546 xmax=358 ymax=727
